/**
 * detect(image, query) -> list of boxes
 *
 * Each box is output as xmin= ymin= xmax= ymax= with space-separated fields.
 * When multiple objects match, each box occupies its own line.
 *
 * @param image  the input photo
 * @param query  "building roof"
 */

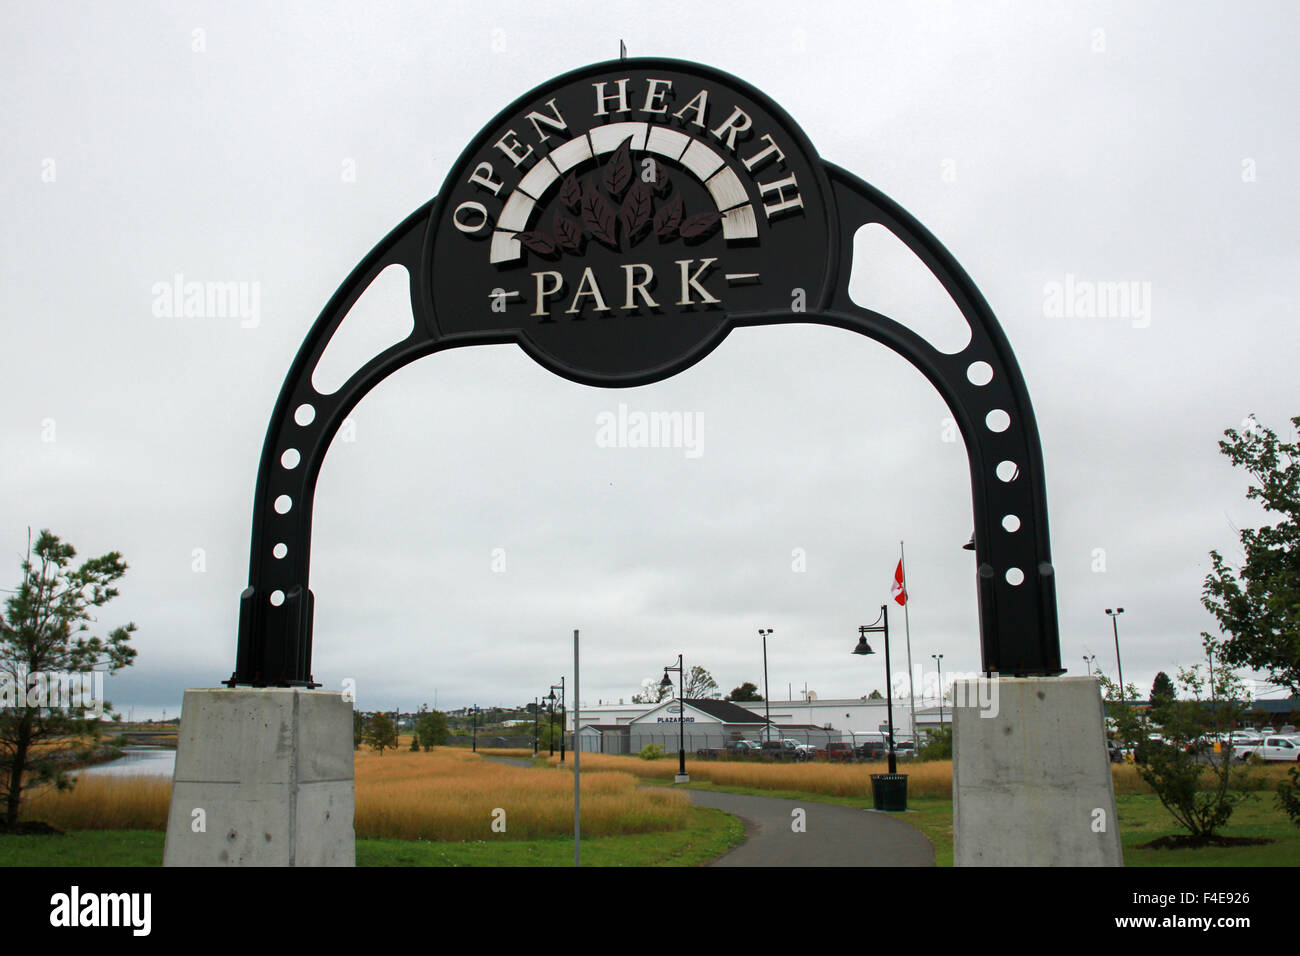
xmin=679 ymin=698 xmax=767 ymax=723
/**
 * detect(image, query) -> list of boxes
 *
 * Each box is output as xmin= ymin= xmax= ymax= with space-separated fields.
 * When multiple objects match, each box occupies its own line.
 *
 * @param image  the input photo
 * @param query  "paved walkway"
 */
xmin=681 ymin=789 xmax=934 ymax=867
xmin=483 ymin=755 xmax=536 ymax=768
xmin=481 ymin=757 xmax=935 ymax=866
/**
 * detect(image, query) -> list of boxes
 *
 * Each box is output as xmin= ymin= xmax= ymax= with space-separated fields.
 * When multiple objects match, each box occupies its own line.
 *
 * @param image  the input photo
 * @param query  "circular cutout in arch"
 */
xmin=280 ymin=448 xmax=301 ymax=470
xmin=272 ymin=543 xmax=288 ymax=559
xmin=294 ymin=404 xmax=316 ymax=427
xmin=986 ymin=409 xmax=1011 ymax=433
xmin=1005 ymin=567 xmax=1025 ymax=586
xmin=1002 ymin=514 xmax=1021 ymax=533
xmin=269 ymin=590 xmax=285 ymax=607
xmin=966 ymin=361 xmax=994 ymax=386
xmin=274 ymin=494 xmax=293 ymax=514
xmin=996 ymin=460 xmax=1019 ymax=483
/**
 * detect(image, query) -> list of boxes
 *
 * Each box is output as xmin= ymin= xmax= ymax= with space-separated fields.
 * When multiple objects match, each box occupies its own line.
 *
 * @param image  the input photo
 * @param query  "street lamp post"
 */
xmin=931 ymin=653 xmax=944 ymax=730
xmin=855 ymin=605 xmax=897 ymax=775
xmin=472 ymin=704 xmax=478 ymax=754
xmin=1082 ymin=653 xmax=1096 ymax=676
xmin=546 ymin=687 xmax=559 ymax=757
xmin=1105 ymin=608 xmax=1126 ymax=700
xmin=559 ymin=676 xmax=566 ymax=763
xmin=660 ymin=655 xmax=688 ymax=783
xmin=759 ymin=629 xmax=773 ymax=742
xmin=532 ymin=697 xmax=539 ymax=757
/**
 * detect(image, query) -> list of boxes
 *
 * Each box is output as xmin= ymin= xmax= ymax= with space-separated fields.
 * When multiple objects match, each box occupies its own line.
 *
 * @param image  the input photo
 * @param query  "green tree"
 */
xmin=631 ymin=677 xmax=671 ymax=704
xmin=415 ymin=707 xmax=448 ymax=751
xmin=726 ymin=681 xmax=763 ymax=702
xmin=0 ymin=530 xmax=138 ymax=828
xmin=366 ymin=712 xmax=398 ymax=756
xmin=683 ymin=665 xmax=718 ymax=698
xmin=1108 ymin=638 xmax=1255 ymax=842
xmin=536 ymin=718 xmax=563 ymax=751
xmin=409 ymin=733 xmax=420 ymax=751
xmin=1150 ymin=672 xmax=1176 ymax=709
xmin=352 ymin=711 xmax=366 ymax=750
xmin=1202 ymin=415 xmax=1300 ymax=694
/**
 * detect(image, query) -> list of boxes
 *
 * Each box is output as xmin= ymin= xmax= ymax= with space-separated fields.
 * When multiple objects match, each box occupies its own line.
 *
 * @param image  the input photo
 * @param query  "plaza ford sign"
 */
xmin=424 ymin=61 xmax=835 ymax=386
xmin=655 ymin=702 xmax=696 ymax=723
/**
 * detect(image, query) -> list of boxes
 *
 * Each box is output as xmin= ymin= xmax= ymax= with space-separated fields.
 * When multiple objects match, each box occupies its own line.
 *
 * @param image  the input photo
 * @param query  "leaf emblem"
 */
xmin=647 ymin=158 xmax=672 ymax=196
xmin=680 ymin=211 xmax=722 ymax=240
xmin=603 ymin=136 xmax=634 ymax=199
xmin=559 ymin=173 xmax=582 ymax=211
xmin=553 ymin=211 xmax=584 ymax=253
xmin=653 ymin=193 xmax=684 ymax=239
xmin=619 ymin=181 xmax=653 ymax=245
xmin=516 ymin=231 xmax=559 ymax=258
xmin=581 ymin=182 xmax=619 ymax=248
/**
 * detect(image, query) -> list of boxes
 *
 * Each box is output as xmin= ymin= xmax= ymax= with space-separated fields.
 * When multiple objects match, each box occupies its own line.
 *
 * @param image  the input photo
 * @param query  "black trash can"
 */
xmin=870 ymin=773 xmax=908 ymax=812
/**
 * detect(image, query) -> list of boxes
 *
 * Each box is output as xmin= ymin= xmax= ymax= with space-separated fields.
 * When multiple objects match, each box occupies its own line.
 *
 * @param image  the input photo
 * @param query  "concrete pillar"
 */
xmin=952 ymin=676 xmax=1122 ymax=866
xmin=162 ymin=688 xmax=355 ymax=867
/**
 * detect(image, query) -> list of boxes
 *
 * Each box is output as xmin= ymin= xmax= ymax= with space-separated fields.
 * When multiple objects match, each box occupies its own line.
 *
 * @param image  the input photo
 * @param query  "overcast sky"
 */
xmin=2 ymin=2 xmax=1296 ymax=720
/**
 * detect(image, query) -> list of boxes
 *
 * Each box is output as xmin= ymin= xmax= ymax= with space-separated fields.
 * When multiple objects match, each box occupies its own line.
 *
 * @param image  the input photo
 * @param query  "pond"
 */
xmin=78 ymin=745 xmax=176 ymax=778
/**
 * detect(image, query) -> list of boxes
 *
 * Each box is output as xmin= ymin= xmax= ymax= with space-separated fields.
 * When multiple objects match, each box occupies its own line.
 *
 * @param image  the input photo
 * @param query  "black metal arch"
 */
xmin=227 ymin=165 xmax=1061 ymax=687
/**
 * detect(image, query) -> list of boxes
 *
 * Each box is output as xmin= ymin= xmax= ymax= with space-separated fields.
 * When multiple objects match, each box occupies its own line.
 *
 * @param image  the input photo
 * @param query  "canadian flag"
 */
xmin=890 ymin=559 xmax=907 ymax=606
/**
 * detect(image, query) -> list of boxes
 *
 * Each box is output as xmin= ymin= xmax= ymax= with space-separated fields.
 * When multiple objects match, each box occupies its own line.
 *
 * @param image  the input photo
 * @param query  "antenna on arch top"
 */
xmin=619 ymin=39 xmax=626 ymax=59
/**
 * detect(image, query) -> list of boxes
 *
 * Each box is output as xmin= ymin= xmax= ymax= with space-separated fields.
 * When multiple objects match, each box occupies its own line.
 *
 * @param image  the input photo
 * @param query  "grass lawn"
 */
xmin=0 ymin=805 xmax=742 ymax=867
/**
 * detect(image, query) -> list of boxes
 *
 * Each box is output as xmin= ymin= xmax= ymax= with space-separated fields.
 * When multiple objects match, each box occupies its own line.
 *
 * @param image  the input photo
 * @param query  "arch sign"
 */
xmin=227 ymin=58 xmax=1062 ymax=688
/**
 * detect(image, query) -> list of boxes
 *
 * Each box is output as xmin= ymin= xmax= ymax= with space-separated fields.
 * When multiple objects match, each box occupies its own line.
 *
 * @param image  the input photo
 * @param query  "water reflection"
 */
xmin=79 ymin=746 xmax=176 ymax=778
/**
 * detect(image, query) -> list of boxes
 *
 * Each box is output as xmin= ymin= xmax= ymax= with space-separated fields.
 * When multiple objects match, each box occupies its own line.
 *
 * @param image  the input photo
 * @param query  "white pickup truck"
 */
xmin=1233 ymin=735 xmax=1300 ymax=763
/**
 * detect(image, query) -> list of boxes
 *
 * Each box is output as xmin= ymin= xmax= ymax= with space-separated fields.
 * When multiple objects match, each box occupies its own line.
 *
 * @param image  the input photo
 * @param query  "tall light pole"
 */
xmin=660 ymin=654 xmax=687 ymax=783
xmin=1105 ymin=608 xmax=1126 ymax=700
xmin=532 ymin=696 xmax=539 ymax=757
xmin=1082 ymin=653 xmax=1096 ymax=676
xmin=758 ymin=629 xmax=773 ymax=742
xmin=472 ymin=704 xmax=479 ymax=753
xmin=855 ymin=606 xmax=896 ymax=775
xmin=931 ymin=653 xmax=944 ymax=730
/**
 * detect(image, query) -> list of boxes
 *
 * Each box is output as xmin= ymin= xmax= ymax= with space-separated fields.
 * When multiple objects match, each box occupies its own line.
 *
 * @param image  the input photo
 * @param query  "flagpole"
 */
xmin=901 ymin=541 xmax=918 ymax=751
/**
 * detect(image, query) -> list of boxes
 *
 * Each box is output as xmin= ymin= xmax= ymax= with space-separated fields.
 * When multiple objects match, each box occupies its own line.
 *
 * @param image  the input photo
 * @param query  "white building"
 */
xmin=570 ymin=695 xmax=925 ymax=744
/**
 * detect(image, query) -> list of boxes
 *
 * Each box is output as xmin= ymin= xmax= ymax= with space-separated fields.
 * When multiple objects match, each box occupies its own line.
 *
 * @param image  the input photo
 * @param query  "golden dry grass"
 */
xmin=550 ymin=754 xmax=1298 ymax=800
xmin=25 ymin=746 xmax=690 ymax=841
xmin=551 ymin=753 xmax=955 ymax=797
xmin=354 ymin=747 xmax=687 ymax=840
xmin=25 ymin=774 xmax=171 ymax=831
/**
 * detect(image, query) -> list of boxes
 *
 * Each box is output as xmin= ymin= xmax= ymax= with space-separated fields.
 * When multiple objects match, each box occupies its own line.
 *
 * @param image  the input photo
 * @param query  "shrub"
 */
xmin=638 ymin=743 xmax=666 ymax=760
xmin=1278 ymin=766 xmax=1300 ymax=828
xmin=917 ymin=728 xmax=952 ymax=761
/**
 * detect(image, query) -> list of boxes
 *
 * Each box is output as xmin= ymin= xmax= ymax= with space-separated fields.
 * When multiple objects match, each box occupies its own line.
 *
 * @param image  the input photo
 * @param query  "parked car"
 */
xmin=853 ymin=740 xmax=889 ymax=760
xmin=789 ymin=741 xmax=817 ymax=760
xmin=759 ymin=739 xmax=810 ymax=761
xmin=1233 ymin=735 xmax=1300 ymax=763
xmin=825 ymin=742 xmax=855 ymax=763
xmin=694 ymin=739 xmax=763 ymax=759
